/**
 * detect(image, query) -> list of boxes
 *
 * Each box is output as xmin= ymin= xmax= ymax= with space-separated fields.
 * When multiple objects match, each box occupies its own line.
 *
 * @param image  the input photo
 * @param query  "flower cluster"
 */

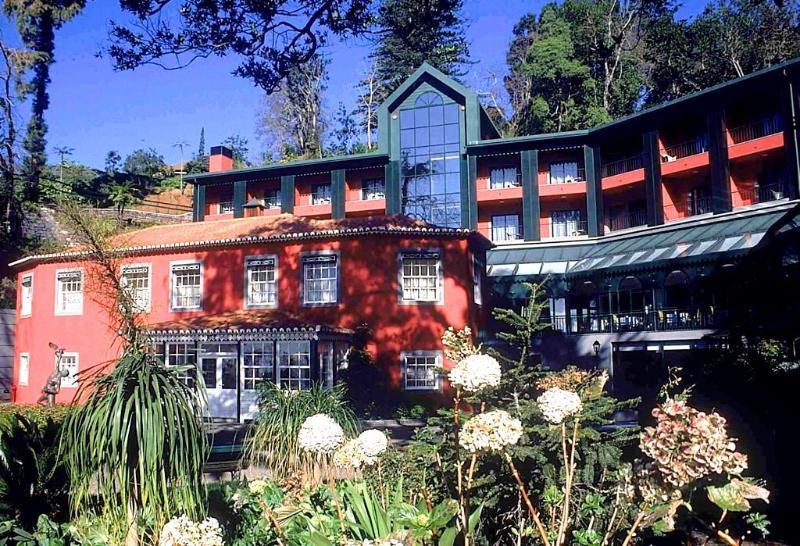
xmin=537 ymin=388 xmax=583 ymax=424
xmin=441 ymin=326 xmax=480 ymax=363
xmin=459 ymin=410 xmax=523 ymax=453
xmin=298 ymin=413 xmax=344 ymax=454
xmin=248 ymin=478 xmax=268 ymax=495
xmin=334 ymin=429 xmax=390 ymax=468
xmin=449 ymin=354 xmax=502 ymax=393
xmin=158 ymin=516 xmax=223 ymax=546
xmin=640 ymin=398 xmax=748 ymax=488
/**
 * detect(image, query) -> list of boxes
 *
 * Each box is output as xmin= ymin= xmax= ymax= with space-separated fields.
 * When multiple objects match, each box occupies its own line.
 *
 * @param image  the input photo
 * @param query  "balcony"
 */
xmin=548 ymin=307 xmax=723 ymax=334
xmin=548 ymin=167 xmax=586 ymax=185
xmin=602 ymin=155 xmax=643 ymax=177
xmin=729 ymin=116 xmax=782 ymax=144
xmin=733 ymin=183 xmax=787 ymax=206
xmin=549 ymin=220 xmax=588 ymax=239
xmin=662 ymin=136 xmax=708 ymax=162
xmin=668 ymin=196 xmax=713 ymax=219
xmin=608 ymin=210 xmax=648 ymax=232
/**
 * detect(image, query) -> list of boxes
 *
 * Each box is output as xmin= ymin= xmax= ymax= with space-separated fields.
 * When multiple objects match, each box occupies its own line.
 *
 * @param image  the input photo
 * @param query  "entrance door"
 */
xmin=200 ymin=343 xmax=239 ymax=420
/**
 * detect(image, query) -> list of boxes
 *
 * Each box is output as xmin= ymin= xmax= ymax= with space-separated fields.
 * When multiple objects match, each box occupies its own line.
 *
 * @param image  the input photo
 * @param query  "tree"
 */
xmin=104 ymin=150 xmax=122 ymax=180
xmin=197 ymin=127 xmax=205 ymax=159
xmin=367 ymin=0 xmax=470 ymax=108
xmin=328 ymin=102 xmax=363 ymax=156
xmin=257 ymin=53 xmax=327 ymax=161
xmin=3 ymin=0 xmax=86 ymax=203
xmin=105 ymin=181 xmax=139 ymax=225
xmin=223 ymin=134 xmax=250 ymax=168
xmin=185 ymin=128 xmax=208 ymax=175
xmin=107 ymin=0 xmax=371 ymax=92
xmin=122 ymin=147 xmax=167 ymax=184
xmin=354 ymin=61 xmax=380 ymax=150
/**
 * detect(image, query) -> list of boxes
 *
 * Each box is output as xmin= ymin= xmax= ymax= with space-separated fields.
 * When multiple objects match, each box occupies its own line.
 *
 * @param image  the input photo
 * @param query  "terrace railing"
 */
xmin=602 ymin=154 xmax=643 ymax=177
xmin=554 ymin=307 xmax=723 ymax=334
xmin=662 ymin=135 xmax=709 ymax=162
xmin=735 ymin=183 xmax=786 ymax=205
xmin=728 ymin=116 xmax=783 ymax=144
xmin=608 ymin=210 xmax=648 ymax=232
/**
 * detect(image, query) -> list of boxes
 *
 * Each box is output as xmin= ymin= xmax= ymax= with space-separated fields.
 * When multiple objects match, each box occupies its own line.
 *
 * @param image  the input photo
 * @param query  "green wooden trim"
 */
xmin=280 ymin=175 xmax=295 ymax=214
xmin=521 ymin=150 xmax=540 ymax=241
xmin=331 ymin=169 xmax=346 ymax=219
xmin=385 ymin=161 xmax=401 ymax=214
xmin=193 ymin=184 xmax=205 ymax=222
xmin=461 ymin=155 xmax=478 ymax=229
xmin=706 ymin=110 xmax=732 ymax=214
xmin=783 ymin=75 xmax=800 ymax=199
xmin=233 ymin=180 xmax=246 ymax=218
xmin=584 ymin=145 xmax=603 ymax=237
xmin=643 ymin=131 xmax=664 ymax=226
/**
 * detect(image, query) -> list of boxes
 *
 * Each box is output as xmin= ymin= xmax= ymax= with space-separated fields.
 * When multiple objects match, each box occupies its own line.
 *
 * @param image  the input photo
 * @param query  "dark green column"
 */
xmin=385 ymin=161 xmax=401 ymax=215
xmin=331 ymin=169 xmax=346 ymax=219
xmin=782 ymin=73 xmax=800 ymax=199
xmin=233 ymin=180 xmax=247 ymax=218
xmin=584 ymin=145 xmax=603 ymax=237
xmin=521 ymin=149 xmax=540 ymax=241
xmin=192 ymin=184 xmax=205 ymax=222
xmin=643 ymin=131 xmax=664 ymax=226
xmin=706 ymin=110 xmax=732 ymax=213
xmin=280 ymin=175 xmax=295 ymax=214
xmin=460 ymin=155 xmax=478 ymax=229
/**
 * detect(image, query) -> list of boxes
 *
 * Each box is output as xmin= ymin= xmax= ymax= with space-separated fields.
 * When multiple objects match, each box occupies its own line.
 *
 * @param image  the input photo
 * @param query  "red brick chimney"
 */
xmin=208 ymin=145 xmax=234 ymax=172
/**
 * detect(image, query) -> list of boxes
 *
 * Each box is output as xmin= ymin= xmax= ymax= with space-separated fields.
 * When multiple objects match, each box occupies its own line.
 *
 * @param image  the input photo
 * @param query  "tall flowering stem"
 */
xmin=556 ymin=418 xmax=580 ymax=546
xmin=504 ymin=453 xmax=551 ymax=546
xmin=451 ymin=387 xmax=470 ymax=546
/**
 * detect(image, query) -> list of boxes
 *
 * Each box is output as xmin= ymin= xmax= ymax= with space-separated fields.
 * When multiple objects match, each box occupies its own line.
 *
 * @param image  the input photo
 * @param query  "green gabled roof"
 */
xmin=380 ymin=61 xmax=478 ymax=111
xmin=186 ymin=151 xmax=389 ymax=184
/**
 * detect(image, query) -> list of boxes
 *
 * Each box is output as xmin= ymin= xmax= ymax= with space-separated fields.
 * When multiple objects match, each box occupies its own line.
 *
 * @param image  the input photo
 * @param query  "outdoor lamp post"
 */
xmin=592 ymin=340 xmax=601 ymax=358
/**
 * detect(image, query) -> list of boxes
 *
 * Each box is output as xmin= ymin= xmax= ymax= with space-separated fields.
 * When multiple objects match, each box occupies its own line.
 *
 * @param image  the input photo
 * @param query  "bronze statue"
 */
xmin=37 ymin=343 xmax=69 ymax=407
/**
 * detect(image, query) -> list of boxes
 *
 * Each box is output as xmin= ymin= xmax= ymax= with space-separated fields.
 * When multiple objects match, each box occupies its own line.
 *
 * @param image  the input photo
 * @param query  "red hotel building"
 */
xmin=10 ymin=59 xmax=800 ymax=419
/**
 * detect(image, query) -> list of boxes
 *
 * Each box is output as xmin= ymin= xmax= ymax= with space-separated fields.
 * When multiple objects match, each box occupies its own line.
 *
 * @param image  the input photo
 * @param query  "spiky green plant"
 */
xmin=248 ymin=383 xmax=358 ymax=478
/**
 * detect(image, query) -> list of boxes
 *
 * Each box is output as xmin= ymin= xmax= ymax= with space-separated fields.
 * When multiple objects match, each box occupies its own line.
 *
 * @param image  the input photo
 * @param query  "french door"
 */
xmin=200 ymin=343 xmax=238 ymax=420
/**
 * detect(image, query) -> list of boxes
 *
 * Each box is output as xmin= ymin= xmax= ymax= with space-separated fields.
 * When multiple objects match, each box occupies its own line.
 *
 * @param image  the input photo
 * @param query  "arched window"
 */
xmin=619 ymin=275 xmax=643 ymax=291
xmin=399 ymin=89 xmax=462 ymax=227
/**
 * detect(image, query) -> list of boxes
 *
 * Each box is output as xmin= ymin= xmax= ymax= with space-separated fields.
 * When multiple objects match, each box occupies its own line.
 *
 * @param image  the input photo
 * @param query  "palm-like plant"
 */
xmin=248 ymin=383 xmax=358 ymax=478
xmin=57 ymin=204 xmax=207 ymax=545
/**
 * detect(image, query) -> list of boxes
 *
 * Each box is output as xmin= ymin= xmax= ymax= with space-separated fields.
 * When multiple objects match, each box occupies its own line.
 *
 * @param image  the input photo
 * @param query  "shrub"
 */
xmin=248 ymin=383 xmax=359 ymax=478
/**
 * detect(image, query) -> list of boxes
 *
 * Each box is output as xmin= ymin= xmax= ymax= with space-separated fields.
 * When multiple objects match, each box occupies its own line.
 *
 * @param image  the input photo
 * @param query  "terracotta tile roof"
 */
xmin=146 ymin=309 xmax=353 ymax=336
xmin=10 ymin=214 xmax=482 ymax=268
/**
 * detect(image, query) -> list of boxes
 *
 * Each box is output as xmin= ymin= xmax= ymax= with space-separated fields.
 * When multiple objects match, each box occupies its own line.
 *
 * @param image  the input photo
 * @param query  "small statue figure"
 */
xmin=37 ymin=342 xmax=68 ymax=407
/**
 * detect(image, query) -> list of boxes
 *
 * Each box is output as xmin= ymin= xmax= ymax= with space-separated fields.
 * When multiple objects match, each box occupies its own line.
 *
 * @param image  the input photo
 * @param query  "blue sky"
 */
xmin=1 ymin=0 xmax=706 ymax=169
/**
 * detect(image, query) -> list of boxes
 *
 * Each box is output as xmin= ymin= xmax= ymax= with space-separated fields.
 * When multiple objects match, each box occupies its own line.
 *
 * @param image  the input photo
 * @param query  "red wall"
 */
xmin=12 ymin=235 xmax=480 ymax=404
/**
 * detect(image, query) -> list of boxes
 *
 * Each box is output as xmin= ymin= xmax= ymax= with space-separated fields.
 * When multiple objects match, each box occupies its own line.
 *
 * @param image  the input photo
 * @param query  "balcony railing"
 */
xmin=548 ymin=168 xmax=586 ymax=184
xmin=550 ymin=220 xmax=588 ymax=238
xmin=602 ymin=154 xmax=643 ymax=177
xmin=489 ymin=171 xmax=523 ymax=189
xmin=729 ymin=115 xmax=783 ymax=144
xmin=735 ymin=183 xmax=786 ymax=205
xmin=550 ymin=307 xmax=722 ymax=334
xmin=662 ymin=135 xmax=708 ymax=162
xmin=671 ymin=196 xmax=713 ymax=217
xmin=608 ymin=210 xmax=648 ymax=232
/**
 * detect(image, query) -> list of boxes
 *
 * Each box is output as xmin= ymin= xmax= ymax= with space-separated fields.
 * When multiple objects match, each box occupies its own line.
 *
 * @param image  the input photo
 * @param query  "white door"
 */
xmin=200 ymin=344 xmax=238 ymax=420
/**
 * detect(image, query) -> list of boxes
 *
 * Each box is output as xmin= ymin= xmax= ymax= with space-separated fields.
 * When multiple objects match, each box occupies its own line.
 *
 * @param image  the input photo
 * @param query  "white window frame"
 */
xmin=402 ymin=350 xmax=442 ymax=391
xmin=170 ymin=260 xmax=203 ymax=311
xmin=120 ymin=263 xmax=152 ymax=313
xmin=18 ymin=353 xmax=29 ymax=386
xmin=241 ymin=341 xmax=275 ymax=391
xmin=277 ymin=340 xmax=312 ymax=390
xmin=398 ymin=249 xmax=443 ymax=305
xmin=54 ymin=268 xmax=84 ymax=316
xmin=59 ymin=352 xmax=79 ymax=388
xmin=301 ymin=251 xmax=339 ymax=307
xmin=20 ymin=273 xmax=33 ymax=317
xmin=244 ymin=255 xmax=279 ymax=309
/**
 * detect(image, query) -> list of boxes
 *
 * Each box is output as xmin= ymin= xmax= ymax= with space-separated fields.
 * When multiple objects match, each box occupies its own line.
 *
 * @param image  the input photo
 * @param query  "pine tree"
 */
xmin=197 ymin=127 xmax=205 ymax=158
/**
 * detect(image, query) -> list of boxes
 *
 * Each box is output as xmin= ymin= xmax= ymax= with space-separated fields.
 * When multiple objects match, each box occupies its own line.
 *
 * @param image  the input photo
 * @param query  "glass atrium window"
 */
xmin=400 ymin=91 xmax=462 ymax=227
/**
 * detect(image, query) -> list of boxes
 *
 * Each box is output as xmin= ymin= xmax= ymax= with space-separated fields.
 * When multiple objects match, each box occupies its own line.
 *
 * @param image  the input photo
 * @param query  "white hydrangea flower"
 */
xmin=358 ymin=429 xmax=389 ymax=459
xmin=449 ymin=354 xmax=502 ymax=393
xmin=158 ymin=516 xmax=223 ymax=546
xmin=537 ymin=387 xmax=583 ymax=425
xmin=248 ymin=479 xmax=268 ymax=495
xmin=333 ymin=438 xmax=369 ymax=469
xmin=298 ymin=413 xmax=345 ymax=454
xmin=459 ymin=410 xmax=523 ymax=453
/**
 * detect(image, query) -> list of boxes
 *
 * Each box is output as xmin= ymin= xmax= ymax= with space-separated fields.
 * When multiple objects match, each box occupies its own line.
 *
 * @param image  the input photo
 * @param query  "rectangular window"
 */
xmin=165 ymin=343 xmax=197 ymax=387
xmin=242 ymin=342 xmax=274 ymax=390
xmin=549 ymin=162 xmax=581 ymax=184
xmin=55 ymin=269 xmax=83 ymax=315
xmin=219 ymin=201 xmax=234 ymax=214
xmin=400 ymin=251 xmax=441 ymax=303
xmin=20 ymin=274 xmax=33 ymax=317
xmin=491 ymin=215 xmax=521 ymax=242
xmin=361 ymin=178 xmax=386 ymax=200
xmin=311 ymin=183 xmax=332 ymax=205
xmin=121 ymin=264 xmax=151 ymax=312
xmin=171 ymin=262 xmax=202 ymax=310
xmin=264 ymin=189 xmax=281 ymax=209
xmin=19 ymin=353 xmax=29 ymax=386
xmin=489 ymin=167 xmax=519 ymax=189
xmin=245 ymin=256 xmax=278 ymax=307
xmin=277 ymin=340 xmax=311 ymax=390
xmin=59 ymin=352 xmax=79 ymax=388
xmin=302 ymin=254 xmax=338 ymax=305
xmin=403 ymin=351 xmax=441 ymax=391
xmin=472 ymin=255 xmax=483 ymax=306
xmin=551 ymin=210 xmax=582 ymax=238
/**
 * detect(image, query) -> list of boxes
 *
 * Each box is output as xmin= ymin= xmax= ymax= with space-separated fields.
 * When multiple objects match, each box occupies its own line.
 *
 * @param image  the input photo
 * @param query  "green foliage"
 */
xmin=211 ymin=479 xmax=283 ymax=546
xmin=122 ymin=148 xmax=167 ymax=183
xmin=247 ymin=383 xmax=359 ymax=478
xmin=222 ymin=135 xmax=251 ymax=168
xmin=60 ymin=347 xmax=208 ymax=543
xmin=0 ymin=407 xmax=71 ymax=529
